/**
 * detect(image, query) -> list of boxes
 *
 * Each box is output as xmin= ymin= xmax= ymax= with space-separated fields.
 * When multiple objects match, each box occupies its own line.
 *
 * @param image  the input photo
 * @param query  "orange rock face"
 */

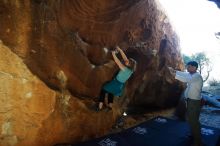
xmin=0 ymin=41 xmax=56 ymax=146
xmin=0 ymin=0 xmax=184 ymax=145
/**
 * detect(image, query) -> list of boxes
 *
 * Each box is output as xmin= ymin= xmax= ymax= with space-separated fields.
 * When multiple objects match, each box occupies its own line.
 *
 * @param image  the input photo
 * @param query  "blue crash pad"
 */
xmin=74 ymin=116 xmax=220 ymax=146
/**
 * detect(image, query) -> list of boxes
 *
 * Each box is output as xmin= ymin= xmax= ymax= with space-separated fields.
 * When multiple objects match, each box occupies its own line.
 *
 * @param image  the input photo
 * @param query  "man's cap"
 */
xmin=187 ymin=61 xmax=198 ymax=68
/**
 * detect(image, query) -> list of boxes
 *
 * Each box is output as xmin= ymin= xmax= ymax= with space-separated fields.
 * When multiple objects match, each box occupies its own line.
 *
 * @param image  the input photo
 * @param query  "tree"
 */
xmin=182 ymin=54 xmax=191 ymax=65
xmin=182 ymin=52 xmax=212 ymax=82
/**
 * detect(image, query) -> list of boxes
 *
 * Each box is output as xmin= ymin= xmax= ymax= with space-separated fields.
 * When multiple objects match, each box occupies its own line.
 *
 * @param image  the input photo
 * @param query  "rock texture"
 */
xmin=0 ymin=41 xmax=56 ymax=146
xmin=0 ymin=0 xmax=184 ymax=145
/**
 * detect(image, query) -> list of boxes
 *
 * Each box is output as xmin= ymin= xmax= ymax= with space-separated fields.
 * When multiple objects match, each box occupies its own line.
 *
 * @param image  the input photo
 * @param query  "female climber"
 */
xmin=97 ymin=46 xmax=137 ymax=111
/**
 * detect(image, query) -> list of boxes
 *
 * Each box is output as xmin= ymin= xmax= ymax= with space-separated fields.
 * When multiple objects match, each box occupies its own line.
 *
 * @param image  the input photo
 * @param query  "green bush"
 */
xmin=208 ymin=79 xmax=220 ymax=86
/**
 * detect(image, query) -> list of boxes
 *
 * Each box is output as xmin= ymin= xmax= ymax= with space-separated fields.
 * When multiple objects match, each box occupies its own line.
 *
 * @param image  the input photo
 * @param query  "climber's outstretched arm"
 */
xmin=116 ymin=46 xmax=129 ymax=63
xmin=112 ymin=51 xmax=125 ymax=70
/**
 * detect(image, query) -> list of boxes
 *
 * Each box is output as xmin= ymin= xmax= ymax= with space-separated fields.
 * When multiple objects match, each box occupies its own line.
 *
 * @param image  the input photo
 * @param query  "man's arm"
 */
xmin=168 ymin=67 xmax=191 ymax=83
xmin=116 ymin=46 xmax=129 ymax=63
xmin=175 ymin=71 xmax=192 ymax=83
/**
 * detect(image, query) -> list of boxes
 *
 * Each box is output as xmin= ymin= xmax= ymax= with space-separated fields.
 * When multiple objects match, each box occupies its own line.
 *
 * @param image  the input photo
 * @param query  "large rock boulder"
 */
xmin=0 ymin=0 xmax=184 ymax=145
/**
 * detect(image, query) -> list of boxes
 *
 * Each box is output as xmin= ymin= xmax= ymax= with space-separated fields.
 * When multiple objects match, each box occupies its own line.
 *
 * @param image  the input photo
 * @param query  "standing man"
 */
xmin=168 ymin=61 xmax=203 ymax=146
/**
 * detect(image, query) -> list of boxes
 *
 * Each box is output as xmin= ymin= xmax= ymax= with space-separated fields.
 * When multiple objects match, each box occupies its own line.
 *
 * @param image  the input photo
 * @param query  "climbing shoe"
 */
xmin=96 ymin=106 xmax=103 ymax=112
xmin=104 ymin=107 xmax=112 ymax=112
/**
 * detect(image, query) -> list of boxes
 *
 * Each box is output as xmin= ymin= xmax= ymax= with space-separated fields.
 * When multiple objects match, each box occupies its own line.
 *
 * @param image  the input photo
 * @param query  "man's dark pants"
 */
xmin=186 ymin=98 xmax=202 ymax=146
